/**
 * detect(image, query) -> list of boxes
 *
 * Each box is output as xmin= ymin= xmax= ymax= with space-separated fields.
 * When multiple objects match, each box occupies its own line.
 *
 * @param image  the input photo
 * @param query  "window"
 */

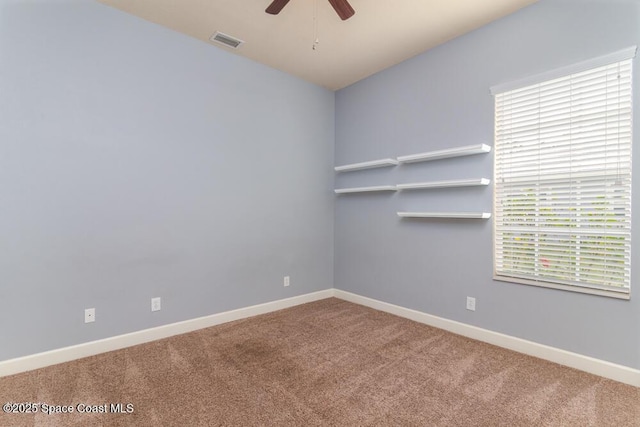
xmin=492 ymin=48 xmax=635 ymax=299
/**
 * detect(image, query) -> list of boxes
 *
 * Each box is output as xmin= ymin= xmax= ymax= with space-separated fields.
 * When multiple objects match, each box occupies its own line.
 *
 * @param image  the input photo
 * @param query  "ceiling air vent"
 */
xmin=210 ymin=31 xmax=244 ymax=49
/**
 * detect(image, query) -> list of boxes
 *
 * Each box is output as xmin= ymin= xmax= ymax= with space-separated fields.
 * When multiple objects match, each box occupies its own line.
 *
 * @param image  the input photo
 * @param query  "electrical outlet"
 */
xmin=85 ymin=308 xmax=95 ymax=323
xmin=284 ymin=276 xmax=290 ymax=287
xmin=466 ymin=297 xmax=476 ymax=311
xmin=151 ymin=297 xmax=161 ymax=312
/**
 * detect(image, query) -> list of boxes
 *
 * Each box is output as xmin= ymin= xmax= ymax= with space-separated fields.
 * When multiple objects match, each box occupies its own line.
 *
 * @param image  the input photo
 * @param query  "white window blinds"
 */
xmin=493 ymin=51 xmax=634 ymax=298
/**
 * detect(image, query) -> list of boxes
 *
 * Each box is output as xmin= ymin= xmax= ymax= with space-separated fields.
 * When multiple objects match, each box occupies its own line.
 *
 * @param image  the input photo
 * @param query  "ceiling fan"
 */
xmin=266 ymin=0 xmax=355 ymax=21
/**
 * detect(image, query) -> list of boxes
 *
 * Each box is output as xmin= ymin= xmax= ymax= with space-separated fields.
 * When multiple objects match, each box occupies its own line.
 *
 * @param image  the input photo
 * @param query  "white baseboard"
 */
xmin=333 ymin=289 xmax=640 ymax=388
xmin=0 ymin=289 xmax=335 ymax=378
xmin=2 ymin=288 xmax=638 ymax=388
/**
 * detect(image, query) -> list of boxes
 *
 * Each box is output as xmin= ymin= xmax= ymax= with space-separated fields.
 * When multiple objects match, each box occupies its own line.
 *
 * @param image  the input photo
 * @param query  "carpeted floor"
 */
xmin=1 ymin=298 xmax=638 ymax=426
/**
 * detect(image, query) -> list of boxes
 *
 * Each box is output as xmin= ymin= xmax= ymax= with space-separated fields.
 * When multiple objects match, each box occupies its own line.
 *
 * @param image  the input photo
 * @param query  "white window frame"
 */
xmin=491 ymin=47 xmax=635 ymax=299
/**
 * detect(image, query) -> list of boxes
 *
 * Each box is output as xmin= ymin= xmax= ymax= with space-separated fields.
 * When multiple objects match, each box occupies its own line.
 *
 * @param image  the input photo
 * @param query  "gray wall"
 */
xmin=0 ymin=0 xmax=335 ymax=361
xmin=334 ymin=0 xmax=640 ymax=369
xmin=2 ymin=0 xmax=637 ymax=371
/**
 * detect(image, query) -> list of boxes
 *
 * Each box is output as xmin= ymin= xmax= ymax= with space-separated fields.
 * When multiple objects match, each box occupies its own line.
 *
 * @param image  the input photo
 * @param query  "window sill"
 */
xmin=493 ymin=275 xmax=630 ymax=300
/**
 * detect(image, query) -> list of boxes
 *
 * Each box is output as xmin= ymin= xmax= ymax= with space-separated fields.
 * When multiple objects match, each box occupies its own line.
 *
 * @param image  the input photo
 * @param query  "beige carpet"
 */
xmin=1 ymin=298 xmax=638 ymax=426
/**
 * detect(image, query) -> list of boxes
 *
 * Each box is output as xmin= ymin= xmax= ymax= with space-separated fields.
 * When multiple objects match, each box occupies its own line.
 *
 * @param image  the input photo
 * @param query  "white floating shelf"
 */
xmin=397 ymin=144 xmax=491 ymax=164
xmin=397 ymin=178 xmax=490 ymax=190
xmin=397 ymin=212 xmax=492 ymax=219
xmin=335 ymin=185 xmax=397 ymax=194
xmin=335 ymin=158 xmax=399 ymax=172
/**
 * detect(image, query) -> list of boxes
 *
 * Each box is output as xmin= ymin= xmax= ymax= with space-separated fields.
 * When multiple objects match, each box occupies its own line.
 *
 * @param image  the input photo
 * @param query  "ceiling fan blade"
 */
xmin=328 ymin=0 xmax=355 ymax=20
xmin=265 ymin=0 xmax=291 ymax=15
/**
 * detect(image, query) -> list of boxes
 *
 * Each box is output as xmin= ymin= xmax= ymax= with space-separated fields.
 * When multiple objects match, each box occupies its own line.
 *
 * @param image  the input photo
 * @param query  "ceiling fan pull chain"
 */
xmin=313 ymin=0 xmax=319 ymax=50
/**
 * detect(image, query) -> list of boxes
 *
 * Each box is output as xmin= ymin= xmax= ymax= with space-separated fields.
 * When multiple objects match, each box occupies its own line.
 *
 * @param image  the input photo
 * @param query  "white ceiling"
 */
xmin=98 ymin=0 xmax=537 ymax=91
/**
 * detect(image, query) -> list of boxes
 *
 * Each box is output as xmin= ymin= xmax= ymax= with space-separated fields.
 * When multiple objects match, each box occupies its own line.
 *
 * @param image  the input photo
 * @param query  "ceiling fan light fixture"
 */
xmin=209 ymin=31 xmax=244 ymax=49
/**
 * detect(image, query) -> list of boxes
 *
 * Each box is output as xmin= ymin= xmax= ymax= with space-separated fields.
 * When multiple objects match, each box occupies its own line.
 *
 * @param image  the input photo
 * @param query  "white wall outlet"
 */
xmin=466 ymin=297 xmax=476 ymax=311
xmin=284 ymin=276 xmax=290 ymax=287
xmin=151 ymin=297 xmax=161 ymax=312
xmin=84 ymin=308 xmax=95 ymax=323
